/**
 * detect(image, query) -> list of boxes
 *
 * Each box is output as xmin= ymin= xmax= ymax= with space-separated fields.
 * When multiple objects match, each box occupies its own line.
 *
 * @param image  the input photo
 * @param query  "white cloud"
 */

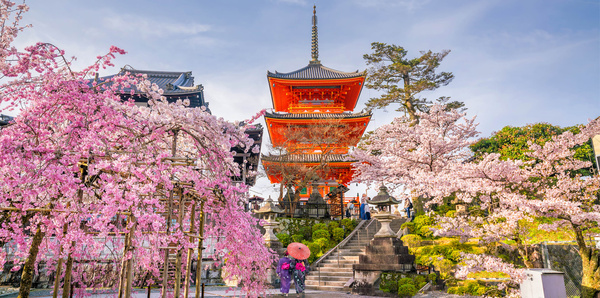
xmin=102 ymin=14 xmax=211 ymax=39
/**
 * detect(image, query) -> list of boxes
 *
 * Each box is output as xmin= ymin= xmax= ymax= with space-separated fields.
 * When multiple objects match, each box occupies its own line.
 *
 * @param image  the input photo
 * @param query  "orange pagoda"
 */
xmin=262 ymin=6 xmax=371 ymax=202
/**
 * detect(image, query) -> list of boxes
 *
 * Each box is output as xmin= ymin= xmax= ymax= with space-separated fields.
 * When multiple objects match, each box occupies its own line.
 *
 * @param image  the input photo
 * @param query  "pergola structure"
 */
xmin=262 ymin=6 xmax=371 ymax=200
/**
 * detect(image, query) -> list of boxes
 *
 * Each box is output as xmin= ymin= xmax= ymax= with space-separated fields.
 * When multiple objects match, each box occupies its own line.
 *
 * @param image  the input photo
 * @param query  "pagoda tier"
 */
xmin=261 ymin=153 xmax=355 ymax=185
xmin=267 ymin=63 xmax=366 ymax=113
xmin=265 ymin=111 xmax=371 ymax=153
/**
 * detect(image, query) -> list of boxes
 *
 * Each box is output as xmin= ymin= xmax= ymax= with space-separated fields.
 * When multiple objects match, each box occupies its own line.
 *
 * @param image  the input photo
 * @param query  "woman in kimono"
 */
xmin=290 ymin=258 xmax=310 ymax=296
xmin=276 ymin=252 xmax=293 ymax=296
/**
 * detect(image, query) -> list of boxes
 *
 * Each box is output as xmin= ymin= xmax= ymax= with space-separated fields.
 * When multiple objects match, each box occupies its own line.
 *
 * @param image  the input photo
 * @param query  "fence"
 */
xmin=540 ymin=241 xmax=583 ymax=298
xmin=276 ymin=201 xmax=359 ymax=219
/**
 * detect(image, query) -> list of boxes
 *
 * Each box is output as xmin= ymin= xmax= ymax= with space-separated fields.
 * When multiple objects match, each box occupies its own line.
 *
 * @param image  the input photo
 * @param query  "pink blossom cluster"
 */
xmin=352 ymin=103 xmax=600 ymax=288
xmin=0 ymin=2 xmax=274 ymax=296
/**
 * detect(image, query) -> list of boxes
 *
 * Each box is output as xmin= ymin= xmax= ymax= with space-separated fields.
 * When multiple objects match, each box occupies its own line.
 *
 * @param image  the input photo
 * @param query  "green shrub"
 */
xmin=332 ymin=227 xmax=345 ymax=242
xmin=276 ymin=233 xmax=290 ymax=247
xmin=414 ymin=275 xmax=426 ymax=285
xmin=445 ymin=210 xmax=456 ymax=217
xmin=307 ymin=242 xmax=320 ymax=257
xmin=312 ymin=223 xmax=327 ymax=233
xmin=327 ymin=221 xmax=339 ymax=233
xmin=291 ymin=234 xmax=304 ymax=243
xmin=398 ymin=277 xmax=413 ymax=286
xmin=447 ymin=286 xmax=458 ymax=294
xmin=427 ymin=273 xmax=437 ymax=283
xmin=312 ymin=229 xmax=330 ymax=240
xmin=413 ymin=215 xmax=434 ymax=229
xmin=340 ymin=218 xmax=357 ymax=232
xmin=299 ymin=226 xmax=312 ymax=240
xmin=314 ymin=238 xmax=328 ymax=250
xmin=418 ymin=225 xmax=434 ymax=238
xmin=397 ymin=284 xmax=417 ymax=297
xmin=379 ymin=272 xmax=399 ymax=293
xmin=401 ymin=234 xmax=422 ymax=248
xmin=418 ymin=281 xmax=427 ymax=290
xmin=400 ymin=221 xmax=415 ymax=231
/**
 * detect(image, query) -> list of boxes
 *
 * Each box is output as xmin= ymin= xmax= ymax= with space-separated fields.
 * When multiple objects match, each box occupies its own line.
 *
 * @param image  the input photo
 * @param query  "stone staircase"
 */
xmin=305 ymin=217 xmax=406 ymax=291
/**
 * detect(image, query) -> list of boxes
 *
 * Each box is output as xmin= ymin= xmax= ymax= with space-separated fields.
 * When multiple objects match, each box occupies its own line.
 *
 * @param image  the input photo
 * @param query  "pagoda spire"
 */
xmin=310 ymin=5 xmax=320 ymax=64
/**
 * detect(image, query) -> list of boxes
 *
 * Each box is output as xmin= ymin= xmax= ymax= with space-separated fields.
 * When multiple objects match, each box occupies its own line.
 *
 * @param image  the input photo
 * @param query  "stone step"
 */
xmin=305 ymin=275 xmax=350 ymax=282
xmin=304 ymin=285 xmax=350 ymax=292
xmin=305 ymin=279 xmax=348 ymax=287
xmin=311 ymin=266 xmax=354 ymax=273
xmin=306 ymin=271 xmax=353 ymax=277
xmin=320 ymin=259 xmax=357 ymax=265
xmin=317 ymin=263 xmax=354 ymax=269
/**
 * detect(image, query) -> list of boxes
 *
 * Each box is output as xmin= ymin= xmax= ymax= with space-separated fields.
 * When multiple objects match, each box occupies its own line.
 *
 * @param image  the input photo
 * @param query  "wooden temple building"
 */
xmin=98 ymin=67 xmax=263 ymax=186
xmin=262 ymin=6 xmax=371 ymax=204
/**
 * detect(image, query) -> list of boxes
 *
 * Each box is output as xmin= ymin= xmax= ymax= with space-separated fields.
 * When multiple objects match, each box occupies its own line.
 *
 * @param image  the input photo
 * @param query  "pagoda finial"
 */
xmin=310 ymin=5 xmax=320 ymax=64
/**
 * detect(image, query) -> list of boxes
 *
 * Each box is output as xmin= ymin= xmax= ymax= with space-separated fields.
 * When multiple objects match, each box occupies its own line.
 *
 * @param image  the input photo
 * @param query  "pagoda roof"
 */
xmin=261 ymin=153 xmax=355 ymax=164
xmin=268 ymin=62 xmax=365 ymax=80
xmin=265 ymin=111 xmax=371 ymax=120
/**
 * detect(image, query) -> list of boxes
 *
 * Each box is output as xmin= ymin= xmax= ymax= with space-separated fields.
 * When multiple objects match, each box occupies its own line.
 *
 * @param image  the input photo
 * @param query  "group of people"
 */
xmin=356 ymin=194 xmax=413 ymax=220
xmin=277 ymin=251 xmax=310 ymax=297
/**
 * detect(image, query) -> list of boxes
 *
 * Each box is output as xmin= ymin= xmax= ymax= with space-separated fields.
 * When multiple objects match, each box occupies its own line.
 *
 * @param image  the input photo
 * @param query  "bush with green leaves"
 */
xmin=400 ymin=234 xmax=422 ymax=248
xmin=313 ymin=237 xmax=329 ymax=251
xmin=414 ymin=275 xmax=426 ymax=285
xmin=418 ymin=281 xmax=427 ymax=290
xmin=418 ymin=225 xmax=434 ymax=238
xmin=427 ymin=273 xmax=437 ymax=283
xmin=312 ymin=229 xmax=330 ymax=240
xmin=327 ymin=221 xmax=339 ymax=233
xmin=379 ymin=273 xmax=399 ymax=293
xmin=340 ymin=218 xmax=357 ymax=232
xmin=276 ymin=233 xmax=291 ymax=247
xmin=398 ymin=277 xmax=413 ymax=286
xmin=299 ymin=226 xmax=312 ymax=240
xmin=400 ymin=221 xmax=415 ymax=232
xmin=332 ymin=227 xmax=345 ymax=242
xmin=312 ymin=223 xmax=327 ymax=233
xmin=291 ymin=234 xmax=304 ymax=243
xmin=397 ymin=284 xmax=417 ymax=297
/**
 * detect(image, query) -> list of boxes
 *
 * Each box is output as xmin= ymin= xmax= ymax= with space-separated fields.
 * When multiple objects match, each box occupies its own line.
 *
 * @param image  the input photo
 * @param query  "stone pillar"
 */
xmin=352 ymin=232 xmax=415 ymax=295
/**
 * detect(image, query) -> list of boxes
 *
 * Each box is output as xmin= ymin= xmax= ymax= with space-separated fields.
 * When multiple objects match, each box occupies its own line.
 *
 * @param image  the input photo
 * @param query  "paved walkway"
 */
xmin=0 ymin=286 xmax=474 ymax=297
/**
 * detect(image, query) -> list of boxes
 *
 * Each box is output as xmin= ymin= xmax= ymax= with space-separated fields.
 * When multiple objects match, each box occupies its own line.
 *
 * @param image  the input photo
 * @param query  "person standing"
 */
xmin=359 ymin=194 xmax=367 ymax=220
xmin=364 ymin=198 xmax=371 ymax=220
xmin=290 ymin=258 xmax=309 ymax=297
xmin=276 ymin=252 xmax=293 ymax=296
xmin=404 ymin=197 xmax=413 ymax=219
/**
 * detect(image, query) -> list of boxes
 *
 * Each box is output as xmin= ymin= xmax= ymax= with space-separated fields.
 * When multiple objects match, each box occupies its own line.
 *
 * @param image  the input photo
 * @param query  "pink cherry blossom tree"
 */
xmin=0 ymin=2 xmax=274 ymax=297
xmin=352 ymin=103 xmax=599 ymax=297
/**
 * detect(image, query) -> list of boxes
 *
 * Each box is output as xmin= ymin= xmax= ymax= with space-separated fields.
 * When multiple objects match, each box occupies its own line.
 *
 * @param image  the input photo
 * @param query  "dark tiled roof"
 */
xmin=268 ymin=63 xmax=365 ymax=80
xmin=96 ymin=66 xmax=208 ymax=110
xmin=265 ymin=111 xmax=371 ymax=120
xmin=0 ymin=114 xmax=13 ymax=127
xmin=261 ymin=153 xmax=355 ymax=163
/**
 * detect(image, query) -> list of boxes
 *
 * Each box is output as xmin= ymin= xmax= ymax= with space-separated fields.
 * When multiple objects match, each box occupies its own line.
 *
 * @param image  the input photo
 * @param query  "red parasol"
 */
xmin=287 ymin=242 xmax=311 ymax=260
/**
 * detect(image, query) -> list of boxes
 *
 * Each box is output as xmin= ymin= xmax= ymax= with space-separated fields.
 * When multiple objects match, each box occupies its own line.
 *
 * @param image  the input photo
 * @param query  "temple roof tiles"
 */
xmin=265 ymin=111 xmax=371 ymax=120
xmin=261 ymin=153 xmax=355 ymax=163
xmin=267 ymin=63 xmax=365 ymax=80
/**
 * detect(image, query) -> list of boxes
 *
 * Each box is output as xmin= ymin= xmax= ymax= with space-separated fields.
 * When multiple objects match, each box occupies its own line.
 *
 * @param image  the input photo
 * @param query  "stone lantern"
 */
xmin=307 ymin=184 xmax=327 ymax=218
xmin=353 ymin=185 xmax=415 ymax=296
xmin=367 ymin=185 xmax=401 ymax=238
xmin=253 ymin=197 xmax=284 ymax=248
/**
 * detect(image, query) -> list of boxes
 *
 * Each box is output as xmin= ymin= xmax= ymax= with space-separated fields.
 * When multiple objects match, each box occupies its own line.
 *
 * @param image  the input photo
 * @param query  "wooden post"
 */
xmin=183 ymin=201 xmax=197 ymax=298
xmin=162 ymin=129 xmax=179 ymax=298
xmin=195 ymin=200 xmax=205 ymax=298
xmin=173 ymin=188 xmax=185 ymax=298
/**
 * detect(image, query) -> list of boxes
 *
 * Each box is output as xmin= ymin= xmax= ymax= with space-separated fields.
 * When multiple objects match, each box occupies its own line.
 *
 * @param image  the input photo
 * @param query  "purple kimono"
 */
xmin=276 ymin=256 xmax=292 ymax=294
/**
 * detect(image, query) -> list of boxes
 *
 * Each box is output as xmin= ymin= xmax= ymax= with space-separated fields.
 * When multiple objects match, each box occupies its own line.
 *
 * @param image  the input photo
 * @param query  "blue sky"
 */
xmin=16 ymin=0 xmax=600 ymax=198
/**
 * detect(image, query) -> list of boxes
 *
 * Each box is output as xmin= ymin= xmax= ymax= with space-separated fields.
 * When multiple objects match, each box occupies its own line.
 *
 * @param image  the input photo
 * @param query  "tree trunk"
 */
xmin=61 ymin=253 xmax=74 ymax=298
xmin=572 ymin=223 xmax=600 ymax=298
xmin=18 ymin=225 xmax=45 ymax=298
xmin=580 ymin=247 xmax=599 ymax=298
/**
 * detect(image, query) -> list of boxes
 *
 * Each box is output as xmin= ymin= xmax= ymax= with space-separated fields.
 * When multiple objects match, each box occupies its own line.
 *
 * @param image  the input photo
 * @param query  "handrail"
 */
xmin=310 ymin=219 xmax=372 ymax=270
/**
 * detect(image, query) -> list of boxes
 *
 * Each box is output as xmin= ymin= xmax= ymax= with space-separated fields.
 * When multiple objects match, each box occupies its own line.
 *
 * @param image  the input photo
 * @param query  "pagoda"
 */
xmin=262 ymin=6 xmax=371 ymax=201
